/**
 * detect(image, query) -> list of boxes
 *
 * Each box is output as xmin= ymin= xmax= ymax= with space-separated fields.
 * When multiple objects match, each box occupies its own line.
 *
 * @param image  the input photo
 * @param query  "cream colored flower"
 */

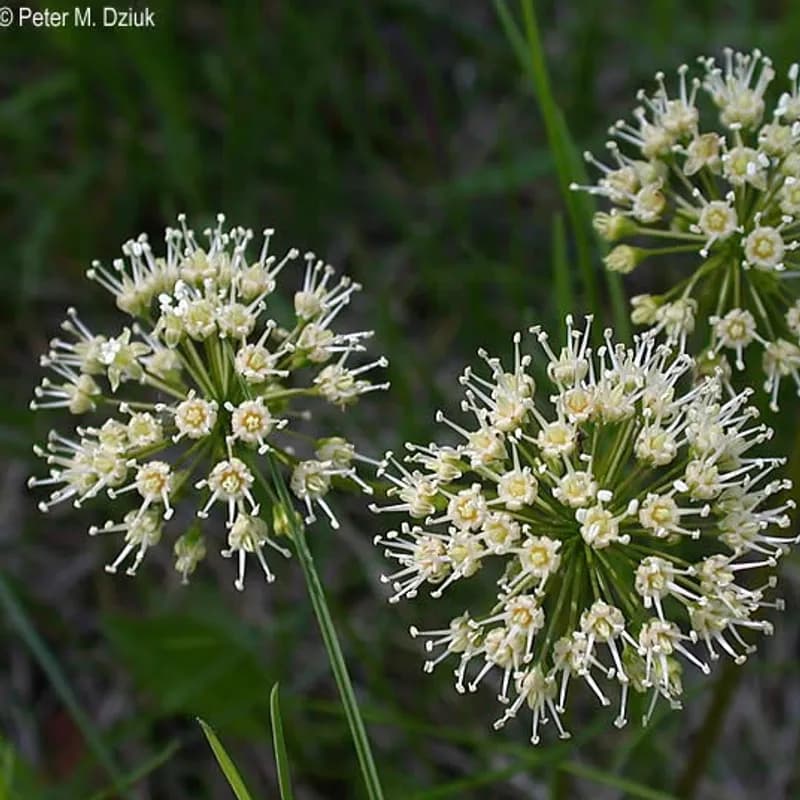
xmin=574 ymin=49 xmax=800 ymax=407
xmin=30 ymin=215 xmax=388 ymax=588
xmin=374 ymin=318 xmax=795 ymax=744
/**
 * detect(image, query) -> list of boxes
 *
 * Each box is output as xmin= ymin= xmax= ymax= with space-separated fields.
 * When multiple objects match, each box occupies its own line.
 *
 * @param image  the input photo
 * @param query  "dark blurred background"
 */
xmin=3 ymin=1 xmax=800 ymax=798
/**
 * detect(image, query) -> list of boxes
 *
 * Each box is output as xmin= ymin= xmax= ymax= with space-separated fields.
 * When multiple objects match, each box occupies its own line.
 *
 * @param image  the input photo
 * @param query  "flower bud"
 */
xmin=630 ymin=294 xmax=659 ymax=325
xmin=604 ymin=245 xmax=642 ymax=274
xmin=272 ymin=502 xmax=303 ymax=538
xmin=592 ymin=212 xmax=636 ymax=242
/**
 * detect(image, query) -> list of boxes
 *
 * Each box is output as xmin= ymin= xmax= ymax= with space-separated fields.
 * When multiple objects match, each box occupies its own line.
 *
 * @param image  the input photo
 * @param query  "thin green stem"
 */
xmin=603 ymin=419 xmax=634 ymax=487
xmin=141 ymin=373 xmax=186 ymax=400
xmin=496 ymin=0 xmax=628 ymax=337
xmin=537 ymin=544 xmax=576 ymax=659
xmin=181 ymin=339 xmax=217 ymax=398
xmin=715 ymin=260 xmax=733 ymax=320
xmin=263 ymin=459 xmax=385 ymax=800
xmin=514 ymin=0 xmax=595 ymax=313
xmin=682 ymin=249 xmax=728 ymax=298
xmin=632 ymin=227 xmax=705 ymax=242
xmin=291 ymin=526 xmax=385 ymax=799
xmin=646 ymin=244 xmax=709 ymax=257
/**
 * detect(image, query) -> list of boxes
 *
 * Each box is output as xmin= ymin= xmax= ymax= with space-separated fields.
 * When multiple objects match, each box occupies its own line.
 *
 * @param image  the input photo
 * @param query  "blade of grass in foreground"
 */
xmin=0 ymin=575 xmax=128 ymax=797
xmin=674 ymin=662 xmax=742 ymax=799
xmin=495 ymin=0 xmax=630 ymax=340
xmin=198 ymin=719 xmax=254 ymax=800
xmin=270 ymin=685 xmax=295 ymax=800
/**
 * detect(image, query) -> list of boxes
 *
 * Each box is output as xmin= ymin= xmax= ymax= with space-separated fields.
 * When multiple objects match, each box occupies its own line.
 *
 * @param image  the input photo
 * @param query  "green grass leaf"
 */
xmin=494 ymin=0 xmax=631 ymax=339
xmin=103 ymin=610 xmax=270 ymax=729
xmin=269 ymin=684 xmax=295 ymax=800
xmin=198 ymin=719 xmax=254 ymax=800
xmin=494 ymin=0 xmax=597 ymax=310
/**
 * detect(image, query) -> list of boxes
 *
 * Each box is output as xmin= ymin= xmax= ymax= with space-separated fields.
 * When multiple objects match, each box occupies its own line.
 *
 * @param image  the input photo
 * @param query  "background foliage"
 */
xmin=3 ymin=1 xmax=800 ymax=798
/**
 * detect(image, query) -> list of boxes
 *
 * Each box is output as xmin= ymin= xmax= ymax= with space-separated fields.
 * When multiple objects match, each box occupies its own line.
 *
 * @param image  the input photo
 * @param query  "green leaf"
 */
xmin=198 ymin=719 xmax=254 ymax=800
xmin=0 ymin=73 xmax=75 ymax=120
xmin=0 ymin=737 xmax=15 ymax=800
xmin=270 ymin=684 xmax=295 ymax=800
xmin=103 ymin=610 xmax=271 ymax=730
xmin=0 ymin=737 xmax=41 ymax=800
xmin=0 ymin=746 xmax=11 ymax=800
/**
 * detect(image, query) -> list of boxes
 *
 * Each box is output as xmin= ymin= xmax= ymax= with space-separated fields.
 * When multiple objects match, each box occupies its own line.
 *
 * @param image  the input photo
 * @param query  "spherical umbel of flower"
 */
xmin=372 ymin=316 xmax=797 ymax=744
xmin=29 ymin=214 xmax=389 ymax=589
xmin=573 ymin=48 xmax=800 ymax=409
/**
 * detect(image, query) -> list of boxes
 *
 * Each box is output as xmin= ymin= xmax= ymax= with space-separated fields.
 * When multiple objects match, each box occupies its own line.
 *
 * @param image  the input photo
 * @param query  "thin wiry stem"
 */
xmin=263 ymin=458 xmax=385 ymax=800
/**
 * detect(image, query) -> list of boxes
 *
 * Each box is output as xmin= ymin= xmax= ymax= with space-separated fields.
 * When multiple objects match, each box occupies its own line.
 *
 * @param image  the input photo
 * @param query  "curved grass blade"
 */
xmin=197 ymin=719 xmax=254 ymax=800
xmin=269 ymin=684 xmax=295 ymax=800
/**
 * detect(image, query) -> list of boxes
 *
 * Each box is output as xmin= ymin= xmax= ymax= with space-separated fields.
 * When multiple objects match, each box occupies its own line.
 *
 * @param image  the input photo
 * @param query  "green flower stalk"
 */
xmin=29 ymin=214 xmax=388 ymax=800
xmin=573 ymin=48 xmax=800 ymax=409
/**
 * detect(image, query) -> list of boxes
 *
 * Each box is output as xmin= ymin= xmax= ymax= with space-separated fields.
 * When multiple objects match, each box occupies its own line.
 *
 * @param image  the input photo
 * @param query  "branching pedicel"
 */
xmin=373 ymin=317 xmax=796 ymax=743
xmin=574 ymin=48 xmax=800 ymax=409
xmin=29 ymin=215 xmax=388 ymax=589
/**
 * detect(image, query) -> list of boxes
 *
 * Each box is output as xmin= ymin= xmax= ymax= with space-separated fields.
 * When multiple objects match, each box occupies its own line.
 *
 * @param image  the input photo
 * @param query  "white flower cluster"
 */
xmin=30 ymin=215 xmax=388 ymax=589
xmin=573 ymin=48 xmax=800 ymax=409
xmin=373 ymin=317 xmax=796 ymax=743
